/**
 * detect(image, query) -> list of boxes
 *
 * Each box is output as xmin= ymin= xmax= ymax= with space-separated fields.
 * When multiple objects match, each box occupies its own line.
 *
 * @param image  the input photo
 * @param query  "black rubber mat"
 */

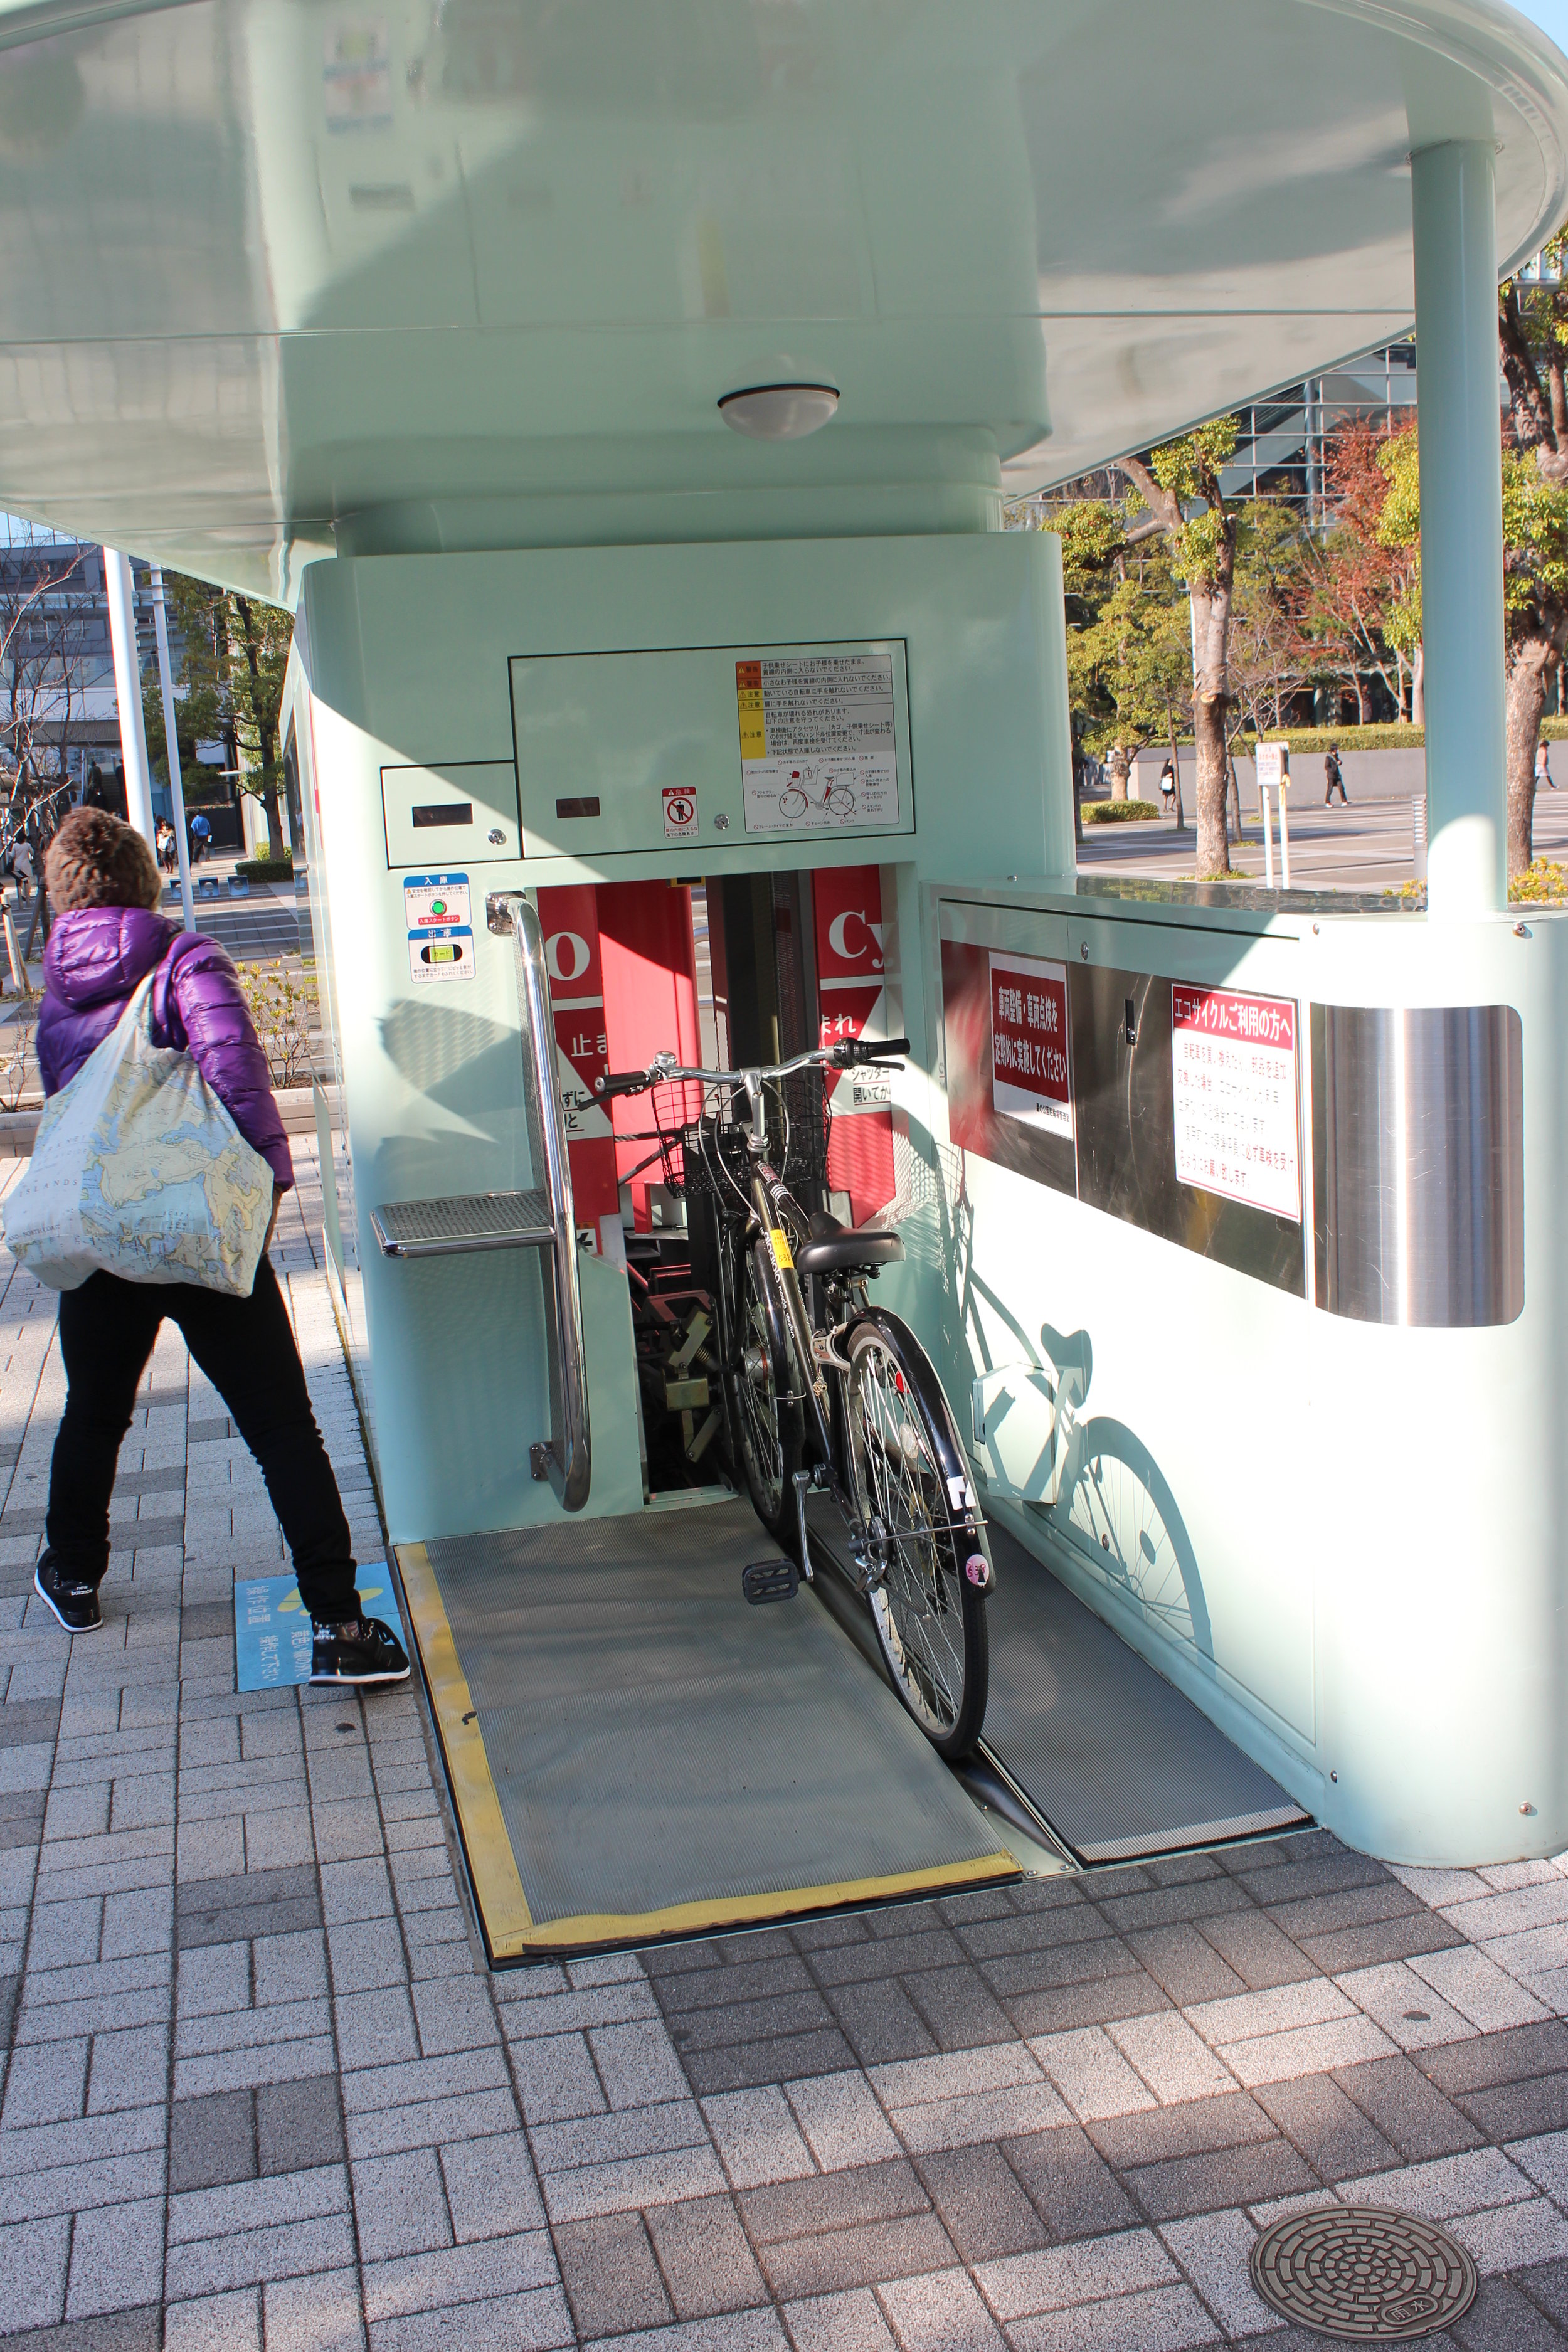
xmin=979 ymin=1522 xmax=1309 ymax=1863
xmin=413 ymin=1500 xmax=1014 ymax=1949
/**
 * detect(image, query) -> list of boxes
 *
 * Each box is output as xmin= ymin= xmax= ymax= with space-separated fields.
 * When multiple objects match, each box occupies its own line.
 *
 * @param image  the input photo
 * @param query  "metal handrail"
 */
xmin=495 ymin=892 xmax=591 ymax=1512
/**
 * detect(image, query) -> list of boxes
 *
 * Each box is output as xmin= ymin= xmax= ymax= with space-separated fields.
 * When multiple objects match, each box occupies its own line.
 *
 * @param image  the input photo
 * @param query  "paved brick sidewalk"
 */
xmin=3 ymin=1143 xmax=1568 ymax=2348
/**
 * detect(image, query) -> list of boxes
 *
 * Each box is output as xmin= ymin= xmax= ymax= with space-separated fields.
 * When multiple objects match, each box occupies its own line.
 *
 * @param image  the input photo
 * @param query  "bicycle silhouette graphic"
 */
xmin=779 ymin=766 xmax=855 ymax=821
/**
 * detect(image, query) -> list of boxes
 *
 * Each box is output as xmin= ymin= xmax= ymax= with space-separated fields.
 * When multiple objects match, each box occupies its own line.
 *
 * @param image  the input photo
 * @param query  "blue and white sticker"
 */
xmin=234 ymin=1566 xmax=406 ymax=1692
xmin=408 ymin=923 xmax=475 ymax=983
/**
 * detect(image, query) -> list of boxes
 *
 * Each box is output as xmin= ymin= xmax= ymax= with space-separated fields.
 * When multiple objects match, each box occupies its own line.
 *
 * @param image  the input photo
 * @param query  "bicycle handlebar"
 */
xmin=593 ymin=1036 xmax=913 ymax=1100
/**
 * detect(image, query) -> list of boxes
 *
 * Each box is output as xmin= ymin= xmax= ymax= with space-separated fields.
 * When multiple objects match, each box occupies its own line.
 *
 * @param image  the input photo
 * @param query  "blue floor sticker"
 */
xmin=235 ymin=1565 xmax=405 ymax=1692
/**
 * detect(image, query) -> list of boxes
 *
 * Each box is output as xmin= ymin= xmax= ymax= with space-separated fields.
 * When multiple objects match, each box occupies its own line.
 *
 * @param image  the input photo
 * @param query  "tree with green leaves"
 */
xmin=1379 ymin=403 xmax=1568 ymax=876
xmin=142 ymin=574 xmax=292 ymax=859
xmin=1113 ymin=420 xmax=1238 ymax=876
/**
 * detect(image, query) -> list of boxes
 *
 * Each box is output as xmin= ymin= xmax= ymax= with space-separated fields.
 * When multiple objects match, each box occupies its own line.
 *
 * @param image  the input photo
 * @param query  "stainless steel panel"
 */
xmin=1311 ymin=1004 xmax=1524 ymax=1327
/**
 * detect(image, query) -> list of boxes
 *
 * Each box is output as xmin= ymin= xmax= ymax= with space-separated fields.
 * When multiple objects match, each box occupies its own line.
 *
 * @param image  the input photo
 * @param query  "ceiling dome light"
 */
xmin=718 ymin=383 xmax=840 ymax=441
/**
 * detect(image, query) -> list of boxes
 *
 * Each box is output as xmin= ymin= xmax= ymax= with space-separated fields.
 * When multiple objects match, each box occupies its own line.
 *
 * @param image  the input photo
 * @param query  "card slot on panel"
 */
xmin=382 ymin=761 xmax=521 ymax=867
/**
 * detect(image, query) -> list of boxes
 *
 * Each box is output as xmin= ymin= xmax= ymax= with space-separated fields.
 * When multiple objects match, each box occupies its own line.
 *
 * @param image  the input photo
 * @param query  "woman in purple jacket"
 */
xmin=29 ymin=808 xmax=407 ymax=1688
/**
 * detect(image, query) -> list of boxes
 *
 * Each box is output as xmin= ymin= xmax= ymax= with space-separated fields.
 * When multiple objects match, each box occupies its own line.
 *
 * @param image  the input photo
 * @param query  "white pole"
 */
xmin=1278 ymin=780 xmax=1291 ymax=889
xmin=1410 ymin=142 xmax=1507 ymax=917
xmin=1263 ymin=787 xmax=1276 ymax=888
xmin=103 ymin=549 xmax=156 ymax=853
xmin=150 ymin=567 xmax=194 ymax=932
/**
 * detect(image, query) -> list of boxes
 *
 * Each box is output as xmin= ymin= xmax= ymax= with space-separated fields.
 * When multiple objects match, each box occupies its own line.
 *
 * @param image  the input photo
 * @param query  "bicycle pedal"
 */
xmin=742 ymin=1557 xmax=800 ymax=1606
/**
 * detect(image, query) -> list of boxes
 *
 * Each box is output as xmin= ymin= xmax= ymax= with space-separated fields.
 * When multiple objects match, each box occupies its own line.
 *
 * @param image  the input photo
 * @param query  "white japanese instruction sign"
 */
xmin=1171 ymin=984 xmax=1300 ymax=1219
xmin=736 ymin=654 xmax=899 ymax=834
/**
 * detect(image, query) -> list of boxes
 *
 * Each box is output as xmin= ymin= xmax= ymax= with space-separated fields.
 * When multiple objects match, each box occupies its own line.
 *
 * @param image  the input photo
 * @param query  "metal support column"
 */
xmin=1411 ymin=140 xmax=1507 ymax=918
xmin=103 ymin=548 xmax=156 ymax=852
xmin=150 ymin=566 xmax=194 ymax=930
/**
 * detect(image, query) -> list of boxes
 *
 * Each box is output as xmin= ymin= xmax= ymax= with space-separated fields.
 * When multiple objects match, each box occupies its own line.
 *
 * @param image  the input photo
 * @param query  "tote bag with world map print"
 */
xmin=2 ymin=974 xmax=274 ymax=1294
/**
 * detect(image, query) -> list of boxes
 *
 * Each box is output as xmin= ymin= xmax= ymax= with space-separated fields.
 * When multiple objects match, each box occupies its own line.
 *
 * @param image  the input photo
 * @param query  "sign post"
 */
xmin=1256 ymin=743 xmax=1290 ymax=890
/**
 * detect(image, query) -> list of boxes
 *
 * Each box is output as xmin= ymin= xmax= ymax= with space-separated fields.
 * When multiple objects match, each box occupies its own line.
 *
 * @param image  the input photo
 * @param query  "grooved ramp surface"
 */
xmin=982 ymin=1522 xmax=1309 ymax=1862
xmin=408 ymin=1500 xmax=1014 ymax=1952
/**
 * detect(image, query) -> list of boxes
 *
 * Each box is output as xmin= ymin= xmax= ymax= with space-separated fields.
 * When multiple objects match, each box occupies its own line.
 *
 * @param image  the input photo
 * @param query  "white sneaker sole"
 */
xmin=33 ymin=1565 xmax=102 ymax=1634
xmin=308 ymin=1664 xmax=411 ymax=1685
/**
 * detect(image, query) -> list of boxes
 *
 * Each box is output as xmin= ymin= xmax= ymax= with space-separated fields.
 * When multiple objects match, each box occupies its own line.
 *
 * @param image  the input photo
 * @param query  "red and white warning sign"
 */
xmin=662 ymin=787 xmax=699 ymax=843
xmin=1171 ymin=983 xmax=1300 ymax=1219
xmin=989 ymin=953 xmax=1072 ymax=1137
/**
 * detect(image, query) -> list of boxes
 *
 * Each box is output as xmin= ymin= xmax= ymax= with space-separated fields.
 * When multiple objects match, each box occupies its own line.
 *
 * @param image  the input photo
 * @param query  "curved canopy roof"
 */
xmin=1 ymin=0 xmax=1566 ymax=598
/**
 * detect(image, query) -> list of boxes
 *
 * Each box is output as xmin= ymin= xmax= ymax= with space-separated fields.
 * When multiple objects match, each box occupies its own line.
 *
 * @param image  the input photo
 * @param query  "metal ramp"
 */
xmin=805 ymin=1503 xmax=1308 ymax=1868
xmin=395 ymin=1500 xmax=1017 ymax=1961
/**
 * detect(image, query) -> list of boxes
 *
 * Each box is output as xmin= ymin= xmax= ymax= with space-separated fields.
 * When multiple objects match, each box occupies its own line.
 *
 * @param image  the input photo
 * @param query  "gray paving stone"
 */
xmin=997 ymin=1966 xmax=1173 ymax=2039
xmin=0 ymin=2208 xmax=71 ymax=2329
xmin=1123 ymin=2133 xmax=1320 ymax=2222
xmin=65 ymin=2193 xmax=165 ymax=2319
xmin=170 ymin=2087 xmax=257 ymax=2191
xmin=1292 ymin=1910 xmax=1468 ymax=1975
xmin=741 ymin=2158 xmax=930 ymax=2245
xmin=1421 ymin=2019 xmax=1568 ymax=2093
xmin=1253 ymin=2072 xmax=1403 ymax=2181
xmin=258 ymin=2070 xmax=347 ymax=2174
xmin=640 ymin=2198 xmax=768 ymax=2323
xmin=555 ymin=2212 xmax=674 ymax=2336
xmin=1003 ymin=2121 xmax=1143 ymax=2243
xmin=665 ymin=1989 xmax=839 ymax=2054
xmin=0 ymin=2310 xmax=162 ymax=2352
xmin=756 ymin=2212 xmax=957 ymax=2301
xmin=1452 ymin=2275 xmax=1568 ymax=2349
xmin=0 ymin=1697 xmax=60 ymax=1749
xmin=916 ymin=2143 xmax=1052 ymax=2262
xmin=440 ymin=2132 xmax=546 ymax=2238
xmin=677 ymin=2026 xmax=857 ymax=2097
xmin=175 ymin=1863 xmax=321 ymax=1947
xmin=1125 ymin=1924 xmax=1248 ymax=2008
xmin=1334 ymin=2053 xmax=1490 ymax=2160
xmin=822 ymin=1978 xmax=939 ymax=2068
xmin=352 ymin=2145 xmax=453 ymax=2259
xmin=903 ymin=1964 xmax=1017 ymax=2052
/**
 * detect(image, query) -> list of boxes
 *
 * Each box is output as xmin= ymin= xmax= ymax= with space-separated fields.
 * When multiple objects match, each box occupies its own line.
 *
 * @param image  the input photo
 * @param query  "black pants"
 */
xmin=46 ymin=1261 xmax=359 ymax=1620
xmin=1325 ymin=782 xmax=1347 ymax=803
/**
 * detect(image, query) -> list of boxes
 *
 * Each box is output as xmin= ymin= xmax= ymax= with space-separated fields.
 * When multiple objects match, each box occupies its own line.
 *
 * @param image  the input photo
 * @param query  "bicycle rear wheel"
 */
xmin=724 ymin=1236 xmax=803 ymax=1544
xmin=844 ymin=1318 xmax=988 ymax=1757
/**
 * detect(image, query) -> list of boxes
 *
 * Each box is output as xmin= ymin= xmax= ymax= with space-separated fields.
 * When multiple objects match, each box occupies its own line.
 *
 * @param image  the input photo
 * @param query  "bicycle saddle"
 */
xmin=795 ymin=1210 xmax=904 ymax=1277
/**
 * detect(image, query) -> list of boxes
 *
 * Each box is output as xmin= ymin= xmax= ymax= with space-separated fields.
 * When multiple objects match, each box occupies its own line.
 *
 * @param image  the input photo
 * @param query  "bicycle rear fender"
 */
xmin=845 ymin=1305 xmax=986 ymax=1537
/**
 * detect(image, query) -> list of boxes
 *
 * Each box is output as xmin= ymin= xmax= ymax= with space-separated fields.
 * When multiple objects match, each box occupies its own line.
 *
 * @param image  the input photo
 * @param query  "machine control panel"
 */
xmin=381 ymin=761 xmax=521 ymax=868
xmin=509 ymin=640 xmax=914 ymax=861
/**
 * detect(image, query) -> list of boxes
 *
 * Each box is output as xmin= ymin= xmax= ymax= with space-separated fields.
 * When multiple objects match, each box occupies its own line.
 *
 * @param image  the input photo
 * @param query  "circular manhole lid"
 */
xmin=1249 ymin=2205 xmax=1478 ymax=2340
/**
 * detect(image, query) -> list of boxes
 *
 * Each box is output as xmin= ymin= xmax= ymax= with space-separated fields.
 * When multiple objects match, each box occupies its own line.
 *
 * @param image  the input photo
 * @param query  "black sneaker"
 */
xmin=309 ymin=1615 xmax=410 ymax=1686
xmin=34 ymin=1555 xmax=102 ymax=1633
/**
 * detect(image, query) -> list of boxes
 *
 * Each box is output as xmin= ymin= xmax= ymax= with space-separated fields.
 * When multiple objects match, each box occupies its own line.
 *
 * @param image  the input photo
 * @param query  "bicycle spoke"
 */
xmin=852 ymin=1338 xmax=967 ymax=1735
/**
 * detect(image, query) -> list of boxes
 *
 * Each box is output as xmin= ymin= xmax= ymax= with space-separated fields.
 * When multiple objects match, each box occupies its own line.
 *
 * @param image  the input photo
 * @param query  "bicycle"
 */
xmin=596 ymin=1034 xmax=993 ymax=1757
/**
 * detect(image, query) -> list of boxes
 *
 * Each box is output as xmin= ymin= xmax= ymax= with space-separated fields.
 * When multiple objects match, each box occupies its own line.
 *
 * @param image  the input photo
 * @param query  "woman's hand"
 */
xmin=265 ymin=1185 xmax=283 ymax=1255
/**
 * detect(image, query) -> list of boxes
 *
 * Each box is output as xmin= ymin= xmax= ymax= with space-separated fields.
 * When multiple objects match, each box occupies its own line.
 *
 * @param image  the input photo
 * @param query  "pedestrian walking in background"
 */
xmin=26 ymin=808 xmax=408 ymax=1687
xmin=1538 ymin=739 xmax=1556 ymax=792
xmin=188 ymin=810 xmax=211 ymax=864
xmin=1324 ymin=746 xmax=1348 ymax=805
xmin=1159 ymin=756 xmax=1177 ymax=813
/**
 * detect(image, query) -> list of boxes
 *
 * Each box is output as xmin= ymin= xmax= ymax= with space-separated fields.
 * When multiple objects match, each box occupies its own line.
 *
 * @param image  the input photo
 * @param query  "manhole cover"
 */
xmin=1249 ymin=2205 xmax=1478 ymax=2340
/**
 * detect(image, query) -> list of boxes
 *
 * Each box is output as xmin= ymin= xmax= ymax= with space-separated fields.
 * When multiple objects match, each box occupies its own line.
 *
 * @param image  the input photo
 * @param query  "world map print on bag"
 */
xmin=3 ymin=976 xmax=274 ymax=1294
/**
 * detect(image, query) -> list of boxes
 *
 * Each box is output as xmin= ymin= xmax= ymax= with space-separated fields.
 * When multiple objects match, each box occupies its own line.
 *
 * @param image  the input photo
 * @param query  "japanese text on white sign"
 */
xmin=990 ymin=954 xmax=1073 ymax=1137
xmin=737 ymin=654 xmax=899 ymax=834
xmin=1171 ymin=985 xmax=1300 ymax=1220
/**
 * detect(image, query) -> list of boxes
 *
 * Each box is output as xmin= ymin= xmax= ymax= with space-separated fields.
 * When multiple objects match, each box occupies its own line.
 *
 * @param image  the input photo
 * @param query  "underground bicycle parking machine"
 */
xmin=18 ymin=0 xmax=1568 ymax=1944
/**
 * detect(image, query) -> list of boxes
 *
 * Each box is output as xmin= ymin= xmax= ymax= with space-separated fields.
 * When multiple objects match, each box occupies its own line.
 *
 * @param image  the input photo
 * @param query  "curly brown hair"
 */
xmin=44 ymin=807 xmax=161 ymax=914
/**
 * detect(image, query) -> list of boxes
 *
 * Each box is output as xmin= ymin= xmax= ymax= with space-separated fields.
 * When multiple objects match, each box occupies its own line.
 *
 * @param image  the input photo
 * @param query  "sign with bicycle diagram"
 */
xmin=1171 ymin=984 xmax=1300 ymax=1221
xmin=736 ymin=653 xmax=900 ymax=834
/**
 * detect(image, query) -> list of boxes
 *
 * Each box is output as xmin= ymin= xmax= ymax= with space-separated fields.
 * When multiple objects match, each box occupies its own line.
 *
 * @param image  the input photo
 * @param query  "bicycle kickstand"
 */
xmin=791 ymin=1470 xmax=816 ymax=1582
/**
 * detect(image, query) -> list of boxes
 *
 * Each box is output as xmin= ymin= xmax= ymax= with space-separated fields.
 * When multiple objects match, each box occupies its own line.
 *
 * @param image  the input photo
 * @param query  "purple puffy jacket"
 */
xmin=36 ymin=907 xmax=294 ymax=1190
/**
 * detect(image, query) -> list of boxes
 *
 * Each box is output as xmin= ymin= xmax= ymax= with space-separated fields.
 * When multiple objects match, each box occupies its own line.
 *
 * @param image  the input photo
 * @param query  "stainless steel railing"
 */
xmin=490 ymin=891 xmax=592 ymax=1510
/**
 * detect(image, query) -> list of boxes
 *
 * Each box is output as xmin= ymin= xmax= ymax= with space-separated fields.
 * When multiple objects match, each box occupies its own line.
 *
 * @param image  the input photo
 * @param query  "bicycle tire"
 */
xmin=724 ymin=1234 xmax=803 ymax=1544
xmin=778 ymin=787 xmax=808 ymax=819
xmin=843 ymin=1317 xmax=988 ymax=1757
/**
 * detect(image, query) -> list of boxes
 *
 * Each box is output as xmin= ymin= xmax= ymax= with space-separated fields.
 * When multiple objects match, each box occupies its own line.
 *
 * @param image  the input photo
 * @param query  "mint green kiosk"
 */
xmin=2 ymin=0 xmax=1565 ymax=1954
